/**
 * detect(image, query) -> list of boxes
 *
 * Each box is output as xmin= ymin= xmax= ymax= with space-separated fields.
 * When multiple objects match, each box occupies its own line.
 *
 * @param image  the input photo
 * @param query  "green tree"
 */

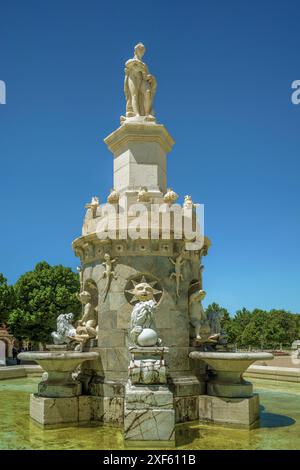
xmin=7 ymin=262 xmax=81 ymax=344
xmin=230 ymin=308 xmax=252 ymax=347
xmin=240 ymin=309 xmax=268 ymax=348
xmin=0 ymin=274 xmax=15 ymax=325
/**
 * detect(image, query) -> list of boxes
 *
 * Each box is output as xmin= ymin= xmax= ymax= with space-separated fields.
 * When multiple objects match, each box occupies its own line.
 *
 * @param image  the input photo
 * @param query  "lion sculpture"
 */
xmin=51 ymin=313 xmax=77 ymax=345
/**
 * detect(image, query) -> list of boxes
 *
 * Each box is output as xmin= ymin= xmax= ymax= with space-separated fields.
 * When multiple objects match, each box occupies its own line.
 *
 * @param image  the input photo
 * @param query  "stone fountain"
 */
xmin=21 ymin=43 xmax=273 ymax=438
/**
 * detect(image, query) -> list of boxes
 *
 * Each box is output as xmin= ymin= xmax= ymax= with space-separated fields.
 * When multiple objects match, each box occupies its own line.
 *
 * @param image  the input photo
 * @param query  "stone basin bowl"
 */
xmin=189 ymin=351 xmax=273 ymax=398
xmin=18 ymin=351 xmax=99 ymax=397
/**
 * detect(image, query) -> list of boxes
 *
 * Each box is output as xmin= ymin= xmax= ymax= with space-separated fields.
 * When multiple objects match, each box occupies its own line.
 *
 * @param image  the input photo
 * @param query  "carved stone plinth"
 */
xmin=198 ymin=394 xmax=260 ymax=428
xmin=124 ymin=346 xmax=175 ymax=441
xmin=29 ymin=394 xmax=91 ymax=427
xmin=124 ymin=383 xmax=175 ymax=441
xmin=128 ymin=347 xmax=168 ymax=385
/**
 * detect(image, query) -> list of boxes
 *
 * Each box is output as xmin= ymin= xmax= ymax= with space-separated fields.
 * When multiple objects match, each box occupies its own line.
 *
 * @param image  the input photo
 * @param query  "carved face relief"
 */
xmin=132 ymin=282 xmax=154 ymax=301
xmin=125 ymin=275 xmax=163 ymax=304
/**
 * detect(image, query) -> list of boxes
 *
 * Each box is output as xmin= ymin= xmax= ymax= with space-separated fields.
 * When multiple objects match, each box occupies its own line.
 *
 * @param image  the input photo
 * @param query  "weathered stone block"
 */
xmin=107 ymin=292 xmax=127 ymax=310
xmin=78 ymin=395 xmax=92 ymax=422
xmin=124 ymin=408 xmax=175 ymax=441
xmin=92 ymin=396 xmax=124 ymax=425
xmin=98 ymin=309 xmax=117 ymax=329
xmin=117 ymin=303 xmax=132 ymax=329
xmin=198 ymin=393 xmax=260 ymax=427
xmin=169 ymin=376 xmax=204 ymax=397
xmin=37 ymin=381 xmax=82 ymax=398
xmin=104 ymin=370 xmax=128 ymax=381
xmin=89 ymin=377 xmax=125 ymax=397
xmin=106 ymin=347 xmax=129 ymax=371
xmin=159 ymin=327 xmax=189 ymax=347
xmin=125 ymin=384 xmax=173 ymax=410
xmin=98 ymin=330 xmax=125 ymax=348
xmin=174 ymin=396 xmax=199 ymax=423
xmin=30 ymin=394 xmax=79 ymax=426
xmin=167 ymin=347 xmax=190 ymax=371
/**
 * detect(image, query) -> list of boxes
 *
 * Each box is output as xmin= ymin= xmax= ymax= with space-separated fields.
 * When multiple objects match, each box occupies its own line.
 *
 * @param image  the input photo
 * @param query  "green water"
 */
xmin=1 ymin=377 xmax=300 ymax=450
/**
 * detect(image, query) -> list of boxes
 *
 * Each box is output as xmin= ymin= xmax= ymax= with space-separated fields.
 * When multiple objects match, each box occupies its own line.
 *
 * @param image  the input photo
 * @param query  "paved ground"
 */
xmin=255 ymin=354 xmax=300 ymax=368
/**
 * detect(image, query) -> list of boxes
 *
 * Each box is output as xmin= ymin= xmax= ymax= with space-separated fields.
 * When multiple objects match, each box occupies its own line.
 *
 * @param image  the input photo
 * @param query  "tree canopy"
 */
xmin=7 ymin=262 xmax=81 ymax=343
xmin=0 ymin=274 xmax=15 ymax=325
xmin=205 ymin=304 xmax=300 ymax=349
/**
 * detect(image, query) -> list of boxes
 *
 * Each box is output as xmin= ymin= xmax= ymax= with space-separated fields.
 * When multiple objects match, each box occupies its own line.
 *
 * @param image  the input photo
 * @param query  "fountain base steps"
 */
xmin=198 ymin=393 xmax=260 ymax=428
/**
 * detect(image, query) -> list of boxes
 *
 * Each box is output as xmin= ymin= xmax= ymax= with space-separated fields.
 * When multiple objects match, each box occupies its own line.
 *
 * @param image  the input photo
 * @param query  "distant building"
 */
xmin=0 ymin=325 xmax=14 ymax=366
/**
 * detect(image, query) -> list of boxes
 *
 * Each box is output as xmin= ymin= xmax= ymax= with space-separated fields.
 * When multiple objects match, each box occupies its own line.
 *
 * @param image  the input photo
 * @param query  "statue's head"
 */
xmin=65 ymin=313 xmax=74 ymax=322
xmin=190 ymin=289 xmax=206 ymax=303
xmin=104 ymin=253 xmax=110 ymax=261
xmin=78 ymin=290 xmax=91 ymax=304
xmin=132 ymin=282 xmax=154 ymax=301
xmin=56 ymin=313 xmax=74 ymax=333
xmin=134 ymin=43 xmax=145 ymax=59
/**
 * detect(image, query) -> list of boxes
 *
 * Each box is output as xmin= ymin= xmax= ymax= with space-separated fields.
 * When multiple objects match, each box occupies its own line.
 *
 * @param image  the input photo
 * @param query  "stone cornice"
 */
xmin=104 ymin=122 xmax=175 ymax=155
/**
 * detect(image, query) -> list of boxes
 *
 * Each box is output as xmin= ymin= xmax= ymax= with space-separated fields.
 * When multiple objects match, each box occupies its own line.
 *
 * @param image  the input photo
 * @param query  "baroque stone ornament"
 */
xmin=183 ymin=195 xmax=196 ymax=209
xmin=129 ymin=282 xmax=162 ymax=347
xmin=51 ymin=313 xmax=77 ymax=345
xmin=128 ymin=347 xmax=168 ymax=384
xmin=169 ymin=249 xmax=185 ymax=297
xmin=102 ymin=253 xmax=118 ymax=300
xmin=122 ymin=43 xmax=157 ymax=122
xmin=107 ymin=188 xmax=120 ymax=204
xmin=85 ymin=196 xmax=100 ymax=218
xmin=137 ymin=186 xmax=151 ymax=202
xmin=125 ymin=274 xmax=163 ymax=304
xmin=163 ymin=188 xmax=178 ymax=205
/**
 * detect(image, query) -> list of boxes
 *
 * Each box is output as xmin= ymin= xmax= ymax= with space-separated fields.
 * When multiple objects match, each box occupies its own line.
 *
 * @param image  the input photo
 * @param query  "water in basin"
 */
xmin=0 ymin=376 xmax=300 ymax=450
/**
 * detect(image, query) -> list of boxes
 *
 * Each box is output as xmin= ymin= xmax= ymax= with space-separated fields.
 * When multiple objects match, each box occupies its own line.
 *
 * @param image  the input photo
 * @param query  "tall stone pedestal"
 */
xmin=124 ymin=346 xmax=175 ymax=442
xmin=124 ymin=383 xmax=175 ymax=442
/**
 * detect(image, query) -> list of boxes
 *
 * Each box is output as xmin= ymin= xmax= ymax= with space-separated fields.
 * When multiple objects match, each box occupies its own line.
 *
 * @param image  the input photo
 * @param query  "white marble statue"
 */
xmin=68 ymin=291 xmax=98 ymax=350
xmin=129 ymin=282 xmax=162 ymax=347
xmin=51 ymin=313 xmax=77 ymax=345
xmin=188 ymin=288 xmax=219 ymax=344
xmin=123 ymin=43 xmax=157 ymax=120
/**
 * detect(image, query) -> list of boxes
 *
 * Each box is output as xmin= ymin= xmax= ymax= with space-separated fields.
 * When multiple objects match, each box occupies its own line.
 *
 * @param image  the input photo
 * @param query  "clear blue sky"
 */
xmin=0 ymin=0 xmax=299 ymax=314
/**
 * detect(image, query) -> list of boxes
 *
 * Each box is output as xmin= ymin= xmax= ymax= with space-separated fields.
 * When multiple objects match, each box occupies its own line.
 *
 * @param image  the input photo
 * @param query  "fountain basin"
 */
xmin=18 ymin=351 xmax=99 ymax=398
xmin=189 ymin=351 xmax=273 ymax=398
